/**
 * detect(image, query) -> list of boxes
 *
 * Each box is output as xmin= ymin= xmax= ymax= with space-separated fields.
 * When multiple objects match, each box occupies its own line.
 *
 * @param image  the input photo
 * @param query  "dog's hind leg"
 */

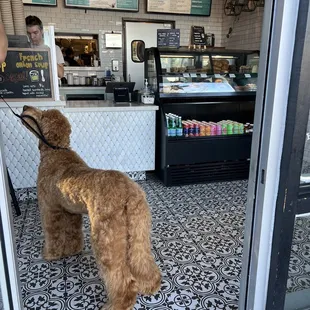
xmin=90 ymin=208 xmax=138 ymax=310
xmin=62 ymin=212 xmax=83 ymax=257
xmin=40 ymin=203 xmax=83 ymax=260
xmin=126 ymin=194 xmax=162 ymax=295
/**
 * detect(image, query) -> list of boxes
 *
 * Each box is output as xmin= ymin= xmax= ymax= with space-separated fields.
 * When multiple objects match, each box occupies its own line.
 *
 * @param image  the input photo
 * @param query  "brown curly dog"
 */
xmin=20 ymin=105 xmax=161 ymax=310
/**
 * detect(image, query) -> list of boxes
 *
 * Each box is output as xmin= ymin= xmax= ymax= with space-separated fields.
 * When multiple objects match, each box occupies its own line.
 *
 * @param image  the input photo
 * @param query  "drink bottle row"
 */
xmin=165 ymin=113 xmax=253 ymax=137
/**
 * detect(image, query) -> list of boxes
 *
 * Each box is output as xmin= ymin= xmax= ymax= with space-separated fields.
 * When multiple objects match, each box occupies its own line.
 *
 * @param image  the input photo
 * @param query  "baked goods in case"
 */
xmin=212 ymin=59 xmax=229 ymax=73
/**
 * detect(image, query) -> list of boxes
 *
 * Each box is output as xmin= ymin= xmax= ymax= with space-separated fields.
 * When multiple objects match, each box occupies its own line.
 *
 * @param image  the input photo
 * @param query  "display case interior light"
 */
xmin=55 ymin=35 xmax=81 ymax=39
xmin=161 ymin=55 xmax=195 ymax=58
xmin=55 ymin=35 xmax=94 ymax=40
xmin=212 ymin=55 xmax=238 ymax=59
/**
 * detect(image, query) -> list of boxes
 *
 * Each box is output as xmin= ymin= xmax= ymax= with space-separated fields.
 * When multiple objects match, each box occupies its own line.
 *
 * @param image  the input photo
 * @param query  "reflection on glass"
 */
xmin=300 ymin=110 xmax=310 ymax=183
xmin=284 ymin=215 xmax=310 ymax=310
xmin=160 ymin=54 xmax=212 ymax=74
xmin=0 ymin=286 xmax=2 ymax=310
xmin=131 ymin=40 xmax=145 ymax=63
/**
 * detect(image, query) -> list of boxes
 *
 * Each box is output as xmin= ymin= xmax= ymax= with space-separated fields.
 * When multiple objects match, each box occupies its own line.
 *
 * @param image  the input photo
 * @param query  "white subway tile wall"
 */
xmin=222 ymin=6 xmax=264 ymax=51
xmin=24 ymin=1 xmax=264 ymax=73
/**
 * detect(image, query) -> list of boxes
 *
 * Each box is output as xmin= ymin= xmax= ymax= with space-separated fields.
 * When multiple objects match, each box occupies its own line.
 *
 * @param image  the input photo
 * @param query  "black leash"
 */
xmin=1 ymin=96 xmax=69 ymax=150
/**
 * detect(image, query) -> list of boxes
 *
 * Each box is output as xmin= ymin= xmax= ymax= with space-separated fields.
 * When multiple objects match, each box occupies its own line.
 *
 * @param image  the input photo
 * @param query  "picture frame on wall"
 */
xmin=146 ymin=0 xmax=212 ymax=16
xmin=65 ymin=0 xmax=139 ymax=12
xmin=22 ymin=0 xmax=57 ymax=6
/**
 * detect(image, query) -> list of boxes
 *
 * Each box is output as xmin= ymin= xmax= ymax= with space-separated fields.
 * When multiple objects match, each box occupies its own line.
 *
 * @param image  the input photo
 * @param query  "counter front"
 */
xmin=1 ymin=100 xmax=158 ymax=189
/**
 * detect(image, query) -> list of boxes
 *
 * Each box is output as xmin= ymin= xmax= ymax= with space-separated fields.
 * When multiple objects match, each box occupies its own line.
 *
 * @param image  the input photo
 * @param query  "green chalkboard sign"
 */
xmin=65 ymin=0 xmax=139 ymax=11
xmin=147 ymin=0 xmax=212 ymax=16
xmin=23 ymin=0 xmax=57 ymax=6
xmin=0 ymin=48 xmax=54 ymax=101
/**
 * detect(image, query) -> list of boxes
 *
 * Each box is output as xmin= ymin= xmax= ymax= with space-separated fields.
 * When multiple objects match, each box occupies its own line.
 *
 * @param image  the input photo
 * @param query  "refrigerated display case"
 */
xmin=145 ymin=47 xmax=258 ymax=186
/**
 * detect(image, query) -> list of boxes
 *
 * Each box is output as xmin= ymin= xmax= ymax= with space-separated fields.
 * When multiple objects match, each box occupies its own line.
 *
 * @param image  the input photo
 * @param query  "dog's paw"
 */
xmin=42 ymin=248 xmax=63 ymax=261
xmin=100 ymin=305 xmax=132 ymax=310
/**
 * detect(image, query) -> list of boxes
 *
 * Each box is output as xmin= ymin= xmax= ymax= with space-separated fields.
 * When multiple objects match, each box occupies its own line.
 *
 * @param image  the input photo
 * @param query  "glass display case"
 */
xmin=144 ymin=47 xmax=257 ymax=186
xmin=145 ymin=47 xmax=258 ymax=97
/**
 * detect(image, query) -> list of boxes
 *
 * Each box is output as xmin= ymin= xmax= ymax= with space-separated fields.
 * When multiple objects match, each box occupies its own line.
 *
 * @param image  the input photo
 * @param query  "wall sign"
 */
xmin=147 ymin=0 xmax=212 ymax=16
xmin=0 ymin=48 xmax=54 ymax=101
xmin=65 ymin=0 xmax=139 ymax=11
xmin=191 ymin=26 xmax=206 ymax=45
xmin=105 ymin=33 xmax=122 ymax=48
xmin=23 ymin=0 xmax=57 ymax=6
xmin=157 ymin=29 xmax=180 ymax=48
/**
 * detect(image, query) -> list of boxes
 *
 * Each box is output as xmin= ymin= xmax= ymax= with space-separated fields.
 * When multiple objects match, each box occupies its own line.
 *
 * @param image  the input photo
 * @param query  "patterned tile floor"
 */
xmin=6 ymin=174 xmax=310 ymax=310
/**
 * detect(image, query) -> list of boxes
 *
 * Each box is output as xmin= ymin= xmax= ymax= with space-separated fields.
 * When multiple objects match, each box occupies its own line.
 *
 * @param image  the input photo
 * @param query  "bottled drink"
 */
xmin=177 ymin=116 xmax=183 ymax=136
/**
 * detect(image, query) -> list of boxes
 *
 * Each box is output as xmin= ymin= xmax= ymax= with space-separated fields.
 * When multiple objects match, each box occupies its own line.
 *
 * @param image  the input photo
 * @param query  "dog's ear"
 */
xmin=41 ymin=109 xmax=72 ymax=148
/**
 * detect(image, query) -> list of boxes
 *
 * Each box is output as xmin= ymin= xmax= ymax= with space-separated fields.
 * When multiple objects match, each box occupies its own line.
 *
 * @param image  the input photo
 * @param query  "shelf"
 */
xmin=166 ymin=133 xmax=252 ymax=141
xmin=159 ymin=92 xmax=256 ymax=99
xmin=165 ymin=134 xmax=252 ymax=166
xmin=165 ymin=160 xmax=250 ymax=186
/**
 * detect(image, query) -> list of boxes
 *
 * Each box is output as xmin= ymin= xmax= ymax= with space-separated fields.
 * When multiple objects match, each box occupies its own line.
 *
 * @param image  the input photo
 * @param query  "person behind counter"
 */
xmin=0 ymin=23 xmax=8 ymax=64
xmin=64 ymin=47 xmax=80 ymax=67
xmin=25 ymin=15 xmax=64 ymax=78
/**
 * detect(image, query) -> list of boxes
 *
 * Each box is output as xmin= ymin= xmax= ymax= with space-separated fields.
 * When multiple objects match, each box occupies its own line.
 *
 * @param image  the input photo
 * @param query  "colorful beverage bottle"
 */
xmin=187 ymin=120 xmax=195 ymax=137
xmin=202 ymin=121 xmax=211 ymax=136
xmin=177 ymin=116 xmax=183 ymax=136
xmin=227 ymin=123 xmax=233 ymax=135
xmin=182 ymin=121 xmax=189 ymax=137
xmin=233 ymin=123 xmax=239 ymax=134
xmin=216 ymin=124 xmax=222 ymax=135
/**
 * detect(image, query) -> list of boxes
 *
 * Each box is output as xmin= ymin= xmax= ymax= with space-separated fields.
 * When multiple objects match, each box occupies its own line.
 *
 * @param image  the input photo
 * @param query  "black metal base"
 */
xmin=159 ymin=159 xmax=250 ymax=186
xmin=7 ymin=169 xmax=21 ymax=216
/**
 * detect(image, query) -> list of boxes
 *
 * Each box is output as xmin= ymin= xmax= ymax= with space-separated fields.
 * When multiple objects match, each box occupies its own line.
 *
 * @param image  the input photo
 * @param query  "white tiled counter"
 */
xmin=0 ymin=100 xmax=158 ymax=189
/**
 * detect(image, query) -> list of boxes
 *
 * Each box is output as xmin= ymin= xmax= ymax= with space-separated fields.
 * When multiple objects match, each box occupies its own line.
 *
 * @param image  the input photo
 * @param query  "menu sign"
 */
xmin=23 ymin=0 xmax=57 ymax=6
xmin=147 ymin=0 xmax=212 ymax=16
xmin=157 ymin=29 xmax=180 ymax=48
xmin=0 ymin=48 xmax=54 ymax=101
xmin=191 ymin=26 xmax=206 ymax=45
xmin=65 ymin=0 xmax=139 ymax=11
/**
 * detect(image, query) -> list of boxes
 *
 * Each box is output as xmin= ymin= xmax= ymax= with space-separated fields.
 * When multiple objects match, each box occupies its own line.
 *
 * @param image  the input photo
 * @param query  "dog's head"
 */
xmin=21 ymin=105 xmax=71 ymax=149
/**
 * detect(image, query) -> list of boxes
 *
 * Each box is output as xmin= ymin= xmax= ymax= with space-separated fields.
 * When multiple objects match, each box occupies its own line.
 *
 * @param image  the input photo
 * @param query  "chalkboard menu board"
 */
xmin=157 ymin=29 xmax=180 ymax=48
xmin=191 ymin=26 xmax=206 ymax=45
xmin=65 ymin=0 xmax=138 ymax=11
xmin=23 ymin=0 xmax=57 ymax=6
xmin=147 ymin=0 xmax=212 ymax=16
xmin=0 ymin=48 xmax=54 ymax=101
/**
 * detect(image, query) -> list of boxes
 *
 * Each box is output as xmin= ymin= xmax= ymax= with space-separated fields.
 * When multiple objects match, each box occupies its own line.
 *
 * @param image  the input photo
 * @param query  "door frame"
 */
xmin=122 ymin=18 xmax=175 ymax=82
xmin=240 ymin=0 xmax=302 ymax=309
xmin=265 ymin=0 xmax=310 ymax=309
xmin=0 ymin=124 xmax=23 ymax=310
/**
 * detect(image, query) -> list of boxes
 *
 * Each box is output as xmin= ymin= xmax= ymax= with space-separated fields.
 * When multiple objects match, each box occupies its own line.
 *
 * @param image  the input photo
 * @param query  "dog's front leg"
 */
xmin=40 ymin=204 xmax=83 ymax=260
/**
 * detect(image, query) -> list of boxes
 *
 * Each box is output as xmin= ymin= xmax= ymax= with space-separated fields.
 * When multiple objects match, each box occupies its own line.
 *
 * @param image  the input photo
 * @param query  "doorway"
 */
xmin=1 ymin=1 xmax=307 ymax=310
xmin=123 ymin=18 xmax=175 ymax=90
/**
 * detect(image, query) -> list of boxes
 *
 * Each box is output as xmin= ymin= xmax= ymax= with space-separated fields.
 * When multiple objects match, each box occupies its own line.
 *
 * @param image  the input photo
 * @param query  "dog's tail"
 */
xmin=126 ymin=185 xmax=161 ymax=295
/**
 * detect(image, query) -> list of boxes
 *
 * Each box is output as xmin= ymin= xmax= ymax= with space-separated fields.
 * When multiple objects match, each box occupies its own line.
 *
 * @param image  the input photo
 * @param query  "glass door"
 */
xmin=284 ymin=112 xmax=310 ymax=309
xmin=0 ymin=125 xmax=23 ymax=310
xmin=239 ymin=0 xmax=310 ymax=309
xmin=257 ymin=0 xmax=310 ymax=309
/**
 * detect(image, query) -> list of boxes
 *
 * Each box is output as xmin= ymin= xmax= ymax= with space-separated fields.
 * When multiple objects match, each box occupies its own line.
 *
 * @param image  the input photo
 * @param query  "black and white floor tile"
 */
xmin=9 ymin=174 xmax=310 ymax=309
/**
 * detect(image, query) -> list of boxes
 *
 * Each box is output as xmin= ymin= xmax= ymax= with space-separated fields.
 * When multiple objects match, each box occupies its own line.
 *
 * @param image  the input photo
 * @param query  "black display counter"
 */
xmin=145 ymin=47 xmax=257 ymax=186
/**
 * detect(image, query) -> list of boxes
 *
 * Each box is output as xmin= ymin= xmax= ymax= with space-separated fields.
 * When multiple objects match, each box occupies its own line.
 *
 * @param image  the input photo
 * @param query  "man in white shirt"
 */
xmin=25 ymin=15 xmax=64 ymax=78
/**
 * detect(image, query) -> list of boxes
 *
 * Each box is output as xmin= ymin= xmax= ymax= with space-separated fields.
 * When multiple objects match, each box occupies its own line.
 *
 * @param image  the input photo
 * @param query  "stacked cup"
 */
xmin=11 ymin=0 xmax=26 ymax=35
xmin=0 ymin=0 xmax=15 ymax=35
